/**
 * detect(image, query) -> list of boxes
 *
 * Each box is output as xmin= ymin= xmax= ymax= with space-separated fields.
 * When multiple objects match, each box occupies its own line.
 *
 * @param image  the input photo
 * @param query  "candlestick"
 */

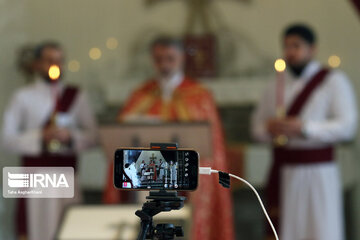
xmin=273 ymin=59 xmax=288 ymax=146
xmin=46 ymin=65 xmax=62 ymax=153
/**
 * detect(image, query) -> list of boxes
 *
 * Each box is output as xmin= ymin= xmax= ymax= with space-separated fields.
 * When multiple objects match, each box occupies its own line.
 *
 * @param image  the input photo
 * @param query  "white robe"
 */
xmin=1 ymin=79 xmax=97 ymax=240
xmin=124 ymin=163 xmax=140 ymax=188
xmin=251 ymin=61 xmax=358 ymax=240
xmin=170 ymin=163 xmax=177 ymax=183
xmin=158 ymin=161 xmax=167 ymax=180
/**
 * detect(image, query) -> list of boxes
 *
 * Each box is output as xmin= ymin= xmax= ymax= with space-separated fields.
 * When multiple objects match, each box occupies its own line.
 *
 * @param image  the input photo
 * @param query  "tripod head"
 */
xmin=136 ymin=190 xmax=186 ymax=240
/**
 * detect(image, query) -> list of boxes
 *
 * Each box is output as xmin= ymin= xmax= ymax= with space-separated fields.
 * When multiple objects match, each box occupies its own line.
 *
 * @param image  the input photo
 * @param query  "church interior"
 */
xmin=1 ymin=0 xmax=360 ymax=239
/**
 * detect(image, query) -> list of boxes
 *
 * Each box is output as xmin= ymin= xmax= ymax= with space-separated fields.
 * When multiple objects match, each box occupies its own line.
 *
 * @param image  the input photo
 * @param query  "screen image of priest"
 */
xmin=122 ymin=150 xmax=189 ymax=189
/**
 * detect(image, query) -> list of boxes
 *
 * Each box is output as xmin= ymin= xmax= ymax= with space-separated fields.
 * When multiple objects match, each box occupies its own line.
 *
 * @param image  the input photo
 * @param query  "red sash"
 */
xmin=287 ymin=69 xmax=330 ymax=116
xmin=23 ymin=85 xmax=79 ymax=168
xmin=17 ymin=85 xmax=79 ymax=238
xmin=56 ymin=85 xmax=78 ymax=113
xmin=43 ymin=85 xmax=79 ymax=127
xmin=266 ymin=68 xmax=333 ymax=238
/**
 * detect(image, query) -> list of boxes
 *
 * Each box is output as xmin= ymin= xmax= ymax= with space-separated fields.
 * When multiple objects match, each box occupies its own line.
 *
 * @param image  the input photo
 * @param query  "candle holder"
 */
xmin=273 ymin=107 xmax=288 ymax=146
xmin=273 ymin=59 xmax=288 ymax=147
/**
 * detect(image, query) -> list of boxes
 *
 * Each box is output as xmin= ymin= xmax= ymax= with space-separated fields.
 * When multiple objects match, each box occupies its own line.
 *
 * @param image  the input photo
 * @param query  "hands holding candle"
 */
xmin=44 ymin=64 xmax=73 ymax=153
xmin=270 ymin=59 xmax=304 ymax=145
xmin=267 ymin=117 xmax=303 ymax=139
xmin=43 ymin=126 xmax=72 ymax=144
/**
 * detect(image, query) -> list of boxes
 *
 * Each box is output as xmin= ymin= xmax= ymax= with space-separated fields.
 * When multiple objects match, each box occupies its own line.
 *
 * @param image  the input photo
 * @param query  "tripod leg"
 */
xmin=137 ymin=220 xmax=151 ymax=240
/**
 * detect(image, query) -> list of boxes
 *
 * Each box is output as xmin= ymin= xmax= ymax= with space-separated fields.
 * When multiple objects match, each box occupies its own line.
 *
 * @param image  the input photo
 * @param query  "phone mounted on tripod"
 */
xmin=135 ymin=143 xmax=186 ymax=240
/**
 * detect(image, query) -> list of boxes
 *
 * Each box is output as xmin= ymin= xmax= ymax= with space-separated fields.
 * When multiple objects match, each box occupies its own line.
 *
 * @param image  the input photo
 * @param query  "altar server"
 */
xmin=2 ymin=42 xmax=97 ymax=240
xmin=252 ymin=24 xmax=357 ymax=240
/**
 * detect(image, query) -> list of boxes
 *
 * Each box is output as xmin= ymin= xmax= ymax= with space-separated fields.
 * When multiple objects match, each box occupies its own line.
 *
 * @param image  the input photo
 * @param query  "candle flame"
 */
xmin=48 ymin=65 xmax=61 ymax=81
xmin=274 ymin=59 xmax=286 ymax=72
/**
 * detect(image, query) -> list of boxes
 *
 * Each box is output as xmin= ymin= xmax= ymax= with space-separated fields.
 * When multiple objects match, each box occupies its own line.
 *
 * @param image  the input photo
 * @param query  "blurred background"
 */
xmin=0 ymin=0 xmax=360 ymax=239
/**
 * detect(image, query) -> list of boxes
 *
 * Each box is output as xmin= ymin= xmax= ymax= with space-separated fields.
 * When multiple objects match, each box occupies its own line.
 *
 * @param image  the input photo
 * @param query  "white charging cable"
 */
xmin=199 ymin=167 xmax=279 ymax=240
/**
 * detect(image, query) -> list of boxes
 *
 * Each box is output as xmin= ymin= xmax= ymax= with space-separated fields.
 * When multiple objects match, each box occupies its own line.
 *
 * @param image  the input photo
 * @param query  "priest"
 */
xmin=2 ymin=42 xmax=98 ymax=240
xmin=252 ymin=24 xmax=357 ymax=240
xmin=103 ymin=36 xmax=235 ymax=240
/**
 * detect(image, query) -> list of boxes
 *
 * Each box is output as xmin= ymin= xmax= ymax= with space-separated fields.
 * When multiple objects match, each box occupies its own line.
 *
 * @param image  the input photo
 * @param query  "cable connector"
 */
xmin=218 ymin=171 xmax=231 ymax=188
xmin=199 ymin=167 xmax=212 ymax=175
xmin=199 ymin=168 xmax=230 ymax=188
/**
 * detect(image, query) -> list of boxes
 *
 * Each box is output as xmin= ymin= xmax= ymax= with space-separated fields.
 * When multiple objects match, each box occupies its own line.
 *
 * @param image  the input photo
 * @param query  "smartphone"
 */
xmin=114 ymin=148 xmax=199 ymax=191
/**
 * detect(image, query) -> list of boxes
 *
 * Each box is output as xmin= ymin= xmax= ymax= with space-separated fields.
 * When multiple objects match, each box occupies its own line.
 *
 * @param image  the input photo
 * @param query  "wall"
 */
xmin=21 ymin=0 xmax=360 ymax=88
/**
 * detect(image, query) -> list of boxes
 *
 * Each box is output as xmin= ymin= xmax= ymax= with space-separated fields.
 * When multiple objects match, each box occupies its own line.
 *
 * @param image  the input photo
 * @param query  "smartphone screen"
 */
xmin=114 ymin=148 xmax=199 ymax=191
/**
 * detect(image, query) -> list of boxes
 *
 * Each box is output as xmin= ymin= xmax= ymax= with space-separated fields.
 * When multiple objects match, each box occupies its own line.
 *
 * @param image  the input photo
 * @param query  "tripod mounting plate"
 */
xmin=136 ymin=190 xmax=186 ymax=240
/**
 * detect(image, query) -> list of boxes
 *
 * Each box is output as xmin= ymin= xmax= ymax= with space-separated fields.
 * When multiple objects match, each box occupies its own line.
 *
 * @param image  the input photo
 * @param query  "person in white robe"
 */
xmin=124 ymin=162 xmax=140 ymax=188
xmin=251 ymin=24 xmax=357 ymax=240
xmin=158 ymin=159 xmax=167 ymax=182
xmin=169 ymin=161 xmax=178 ymax=188
xmin=1 ymin=42 xmax=97 ymax=240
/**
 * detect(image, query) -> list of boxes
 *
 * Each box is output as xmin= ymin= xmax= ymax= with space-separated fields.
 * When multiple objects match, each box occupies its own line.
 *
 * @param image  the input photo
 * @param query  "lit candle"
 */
xmin=274 ymin=58 xmax=288 ymax=146
xmin=47 ymin=64 xmax=61 ymax=116
xmin=48 ymin=65 xmax=61 ymax=81
xmin=47 ymin=64 xmax=62 ymax=153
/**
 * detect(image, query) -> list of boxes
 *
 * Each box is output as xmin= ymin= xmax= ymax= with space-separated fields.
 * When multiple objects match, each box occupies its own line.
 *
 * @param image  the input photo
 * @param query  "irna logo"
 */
xmin=3 ymin=167 xmax=74 ymax=198
xmin=8 ymin=172 xmax=69 ymax=188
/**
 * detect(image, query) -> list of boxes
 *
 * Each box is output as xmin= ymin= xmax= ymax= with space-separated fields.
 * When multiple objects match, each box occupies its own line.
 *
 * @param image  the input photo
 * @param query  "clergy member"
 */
xmin=103 ymin=36 xmax=235 ymax=240
xmin=2 ymin=42 xmax=98 ymax=240
xmin=251 ymin=24 xmax=357 ymax=240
